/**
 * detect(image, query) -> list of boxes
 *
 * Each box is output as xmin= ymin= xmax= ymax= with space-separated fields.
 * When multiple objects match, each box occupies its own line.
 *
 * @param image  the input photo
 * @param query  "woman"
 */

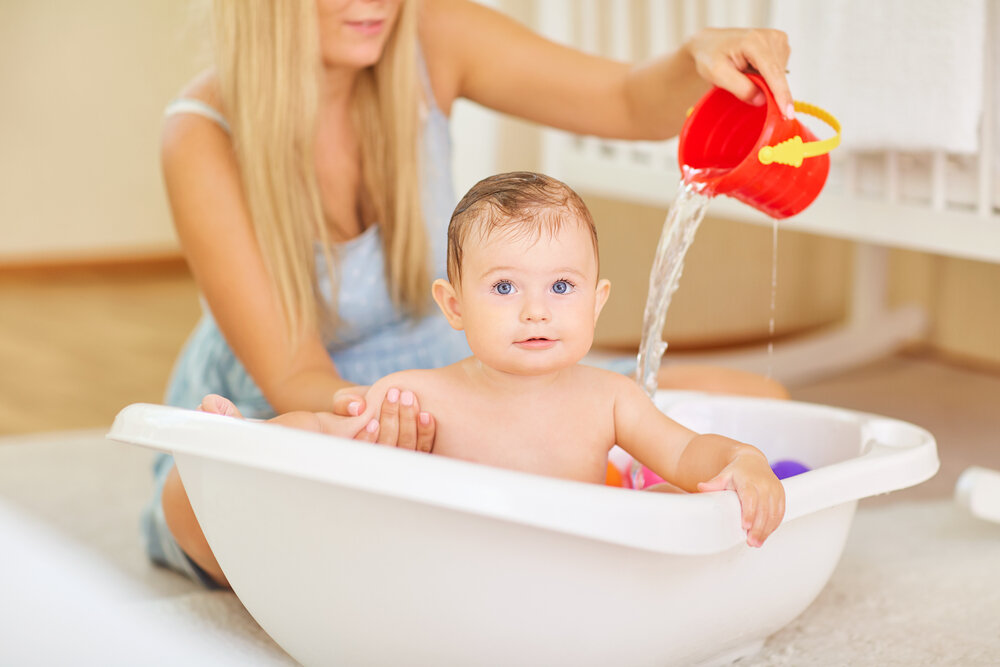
xmin=147 ymin=0 xmax=792 ymax=588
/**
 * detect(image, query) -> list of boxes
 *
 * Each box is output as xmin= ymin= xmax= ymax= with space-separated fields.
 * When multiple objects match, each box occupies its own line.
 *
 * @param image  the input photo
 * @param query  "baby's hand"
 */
xmin=697 ymin=451 xmax=785 ymax=548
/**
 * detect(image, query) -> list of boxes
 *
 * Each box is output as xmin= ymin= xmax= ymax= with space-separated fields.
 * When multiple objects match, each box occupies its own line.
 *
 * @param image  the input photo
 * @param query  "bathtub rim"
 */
xmin=108 ymin=393 xmax=938 ymax=556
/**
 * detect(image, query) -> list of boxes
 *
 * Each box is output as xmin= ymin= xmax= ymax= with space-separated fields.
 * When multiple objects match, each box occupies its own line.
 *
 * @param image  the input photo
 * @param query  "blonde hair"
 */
xmin=446 ymin=171 xmax=600 ymax=285
xmin=212 ymin=0 xmax=429 ymax=343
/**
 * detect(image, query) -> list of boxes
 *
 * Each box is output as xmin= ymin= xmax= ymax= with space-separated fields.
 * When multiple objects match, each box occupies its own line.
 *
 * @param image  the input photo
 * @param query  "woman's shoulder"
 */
xmin=418 ymin=0 xmax=504 ymax=114
xmin=161 ymin=69 xmax=232 ymax=171
xmin=162 ymin=69 xmax=227 ymax=148
xmin=171 ymin=69 xmax=222 ymax=114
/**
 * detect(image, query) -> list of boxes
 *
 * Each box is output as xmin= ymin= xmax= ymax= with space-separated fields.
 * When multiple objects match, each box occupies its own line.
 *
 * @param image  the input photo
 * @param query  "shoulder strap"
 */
xmin=164 ymin=98 xmax=231 ymax=134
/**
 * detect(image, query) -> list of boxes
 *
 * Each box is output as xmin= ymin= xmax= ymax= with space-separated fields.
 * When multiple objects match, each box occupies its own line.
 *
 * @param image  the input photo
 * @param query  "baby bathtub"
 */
xmin=109 ymin=392 xmax=938 ymax=666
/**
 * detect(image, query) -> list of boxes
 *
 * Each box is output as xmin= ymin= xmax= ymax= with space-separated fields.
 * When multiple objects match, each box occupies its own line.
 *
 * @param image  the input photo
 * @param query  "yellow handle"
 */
xmin=757 ymin=101 xmax=841 ymax=168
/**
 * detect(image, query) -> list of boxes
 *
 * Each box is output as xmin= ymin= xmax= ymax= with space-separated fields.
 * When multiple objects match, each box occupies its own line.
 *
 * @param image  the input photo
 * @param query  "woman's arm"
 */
xmin=421 ymin=0 xmax=791 ymax=140
xmin=162 ymin=101 xmax=346 ymax=414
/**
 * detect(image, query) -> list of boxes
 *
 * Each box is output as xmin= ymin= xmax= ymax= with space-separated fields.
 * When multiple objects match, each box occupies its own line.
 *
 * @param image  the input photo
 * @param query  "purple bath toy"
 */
xmin=770 ymin=459 xmax=810 ymax=480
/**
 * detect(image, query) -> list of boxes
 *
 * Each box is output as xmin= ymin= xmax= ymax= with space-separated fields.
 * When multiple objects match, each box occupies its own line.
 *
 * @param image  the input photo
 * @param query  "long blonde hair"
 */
xmin=212 ymin=0 xmax=429 ymax=342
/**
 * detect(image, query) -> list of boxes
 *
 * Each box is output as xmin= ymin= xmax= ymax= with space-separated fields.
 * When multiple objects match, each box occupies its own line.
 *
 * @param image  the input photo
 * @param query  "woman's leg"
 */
xmin=161 ymin=466 xmax=230 ymax=589
xmin=657 ymin=364 xmax=789 ymax=399
xmin=157 ymin=394 xmax=241 ymax=590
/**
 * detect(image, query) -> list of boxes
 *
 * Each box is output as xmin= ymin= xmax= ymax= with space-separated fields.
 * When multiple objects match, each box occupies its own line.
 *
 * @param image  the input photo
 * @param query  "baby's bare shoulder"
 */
xmin=572 ymin=364 xmax=634 ymax=387
xmin=369 ymin=368 xmax=441 ymax=396
xmin=365 ymin=366 xmax=467 ymax=408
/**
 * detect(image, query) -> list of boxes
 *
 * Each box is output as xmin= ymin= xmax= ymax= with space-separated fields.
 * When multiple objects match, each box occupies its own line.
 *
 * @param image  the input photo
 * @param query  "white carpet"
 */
xmin=1 ymin=432 xmax=998 ymax=665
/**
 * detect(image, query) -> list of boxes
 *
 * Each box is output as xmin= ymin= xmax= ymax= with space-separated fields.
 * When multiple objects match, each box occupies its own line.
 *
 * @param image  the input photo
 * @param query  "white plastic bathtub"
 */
xmin=109 ymin=392 xmax=938 ymax=666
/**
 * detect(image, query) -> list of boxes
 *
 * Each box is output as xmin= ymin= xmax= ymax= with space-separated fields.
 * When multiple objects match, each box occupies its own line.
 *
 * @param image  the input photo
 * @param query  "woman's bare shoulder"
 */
xmin=174 ymin=68 xmax=222 ymax=110
xmin=417 ymin=0 xmax=509 ymax=115
xmin=161 ymin=69 xmax=227 ymax=160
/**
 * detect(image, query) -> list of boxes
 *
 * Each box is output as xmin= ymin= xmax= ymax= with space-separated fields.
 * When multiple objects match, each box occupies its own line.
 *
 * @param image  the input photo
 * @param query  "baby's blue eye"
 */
xmin=552 ymin=280 xmax=573 ymax=294
xmin=494 ymin=280 xmax=514 ymax=295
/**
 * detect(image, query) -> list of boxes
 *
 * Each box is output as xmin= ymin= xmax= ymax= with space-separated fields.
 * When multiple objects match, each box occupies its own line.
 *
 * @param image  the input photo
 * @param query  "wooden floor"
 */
xmin=0 ymin=267 xmax=201 ymax=434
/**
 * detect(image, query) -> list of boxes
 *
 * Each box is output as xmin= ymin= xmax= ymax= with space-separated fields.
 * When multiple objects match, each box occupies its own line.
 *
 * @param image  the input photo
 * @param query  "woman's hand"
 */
xmin=333 ymin=385 xmax=436 ymax=452
xmin=685 ymin=28 xmax=793 ymax=119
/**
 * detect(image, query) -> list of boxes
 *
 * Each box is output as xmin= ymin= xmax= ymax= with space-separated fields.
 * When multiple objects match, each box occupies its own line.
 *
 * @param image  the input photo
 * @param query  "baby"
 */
xmin=203 ymin=171 xmax=785 ymax=547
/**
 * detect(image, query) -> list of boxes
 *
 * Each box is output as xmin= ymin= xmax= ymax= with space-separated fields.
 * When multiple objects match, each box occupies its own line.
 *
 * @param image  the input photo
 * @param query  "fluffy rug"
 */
xmin=2 ymin=433 xmax=998 ymax=665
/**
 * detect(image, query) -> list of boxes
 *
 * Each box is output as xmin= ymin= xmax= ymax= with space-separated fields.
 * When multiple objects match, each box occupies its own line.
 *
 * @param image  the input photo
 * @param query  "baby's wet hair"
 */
xmin=446 ymin=171 xmax=599 ymax=285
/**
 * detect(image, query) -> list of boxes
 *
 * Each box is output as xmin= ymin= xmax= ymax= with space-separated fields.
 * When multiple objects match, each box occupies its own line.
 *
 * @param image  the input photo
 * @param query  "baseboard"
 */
xmin=0 ymin=250 xmax=188 ymax=278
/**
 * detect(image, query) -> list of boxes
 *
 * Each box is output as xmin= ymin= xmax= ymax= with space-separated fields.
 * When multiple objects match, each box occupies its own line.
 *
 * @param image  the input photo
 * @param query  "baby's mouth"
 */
xmin=515 ymin=337 xmax=557 ymax=348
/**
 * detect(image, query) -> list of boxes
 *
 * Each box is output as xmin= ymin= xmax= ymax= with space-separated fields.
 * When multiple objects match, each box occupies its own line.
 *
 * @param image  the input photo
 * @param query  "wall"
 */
xmin=0 ymin=1 xmax=207 ymax=262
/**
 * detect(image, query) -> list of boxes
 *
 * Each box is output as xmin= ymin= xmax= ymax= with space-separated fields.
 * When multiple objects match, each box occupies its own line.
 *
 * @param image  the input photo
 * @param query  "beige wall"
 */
xmin=0 ymin=1 xmax=207 ymax=261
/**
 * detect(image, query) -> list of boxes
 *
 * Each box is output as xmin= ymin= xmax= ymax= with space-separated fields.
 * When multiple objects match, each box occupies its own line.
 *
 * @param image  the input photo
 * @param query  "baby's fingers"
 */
xmin=199 ymin=394 xmax=242 ymax=418
xmin=748 ymin=493 xmax=770 ymax=547
xmin=739 ymin=487 xmax=760 ymax=540
xmin=696 ymin=471 xmax=733 ymax=493
xmin=748 ymin=489 xmax=786 ymax=547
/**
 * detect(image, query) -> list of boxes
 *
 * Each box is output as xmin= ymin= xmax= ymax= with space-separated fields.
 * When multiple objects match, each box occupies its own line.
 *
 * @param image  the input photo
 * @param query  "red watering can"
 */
xmin=678 ymin=72 xmax=842 ymax=219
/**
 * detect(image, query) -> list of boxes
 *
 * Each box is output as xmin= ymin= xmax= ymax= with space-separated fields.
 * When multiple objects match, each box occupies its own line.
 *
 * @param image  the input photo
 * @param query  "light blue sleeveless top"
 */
xmin=163 ymin=75 xmax=470 ymax=418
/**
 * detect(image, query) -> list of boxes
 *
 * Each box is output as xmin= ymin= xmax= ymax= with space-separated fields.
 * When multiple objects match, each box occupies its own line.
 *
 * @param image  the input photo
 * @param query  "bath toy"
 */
xmin=605 ymin=461 xmax=625 ymax=487
xmin=678 ymin=72 xmax=841 ymax=218
xmin=770 ymin=459 xmax=811 ymax=480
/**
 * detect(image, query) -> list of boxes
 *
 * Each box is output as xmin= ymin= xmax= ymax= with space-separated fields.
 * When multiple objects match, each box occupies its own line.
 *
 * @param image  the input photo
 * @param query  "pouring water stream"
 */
xmin=635 ymin=171 xmax=780 ymax=397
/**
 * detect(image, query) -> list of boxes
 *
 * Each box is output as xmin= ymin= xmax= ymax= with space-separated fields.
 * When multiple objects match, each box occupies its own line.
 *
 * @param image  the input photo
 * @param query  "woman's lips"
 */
xmin=515 ymin=338 xmax=557 ymax=350
xmin=346 ymin=19 xmax=385 ymax=36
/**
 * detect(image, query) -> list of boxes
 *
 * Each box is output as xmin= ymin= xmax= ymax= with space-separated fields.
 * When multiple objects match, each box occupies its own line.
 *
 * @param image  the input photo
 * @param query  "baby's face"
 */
xmin=453 ymin=220 xmax=609 ymax=376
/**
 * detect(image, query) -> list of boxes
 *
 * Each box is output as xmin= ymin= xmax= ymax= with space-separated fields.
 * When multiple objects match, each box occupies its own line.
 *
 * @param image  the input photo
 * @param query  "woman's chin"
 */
xmin=321 ymin=46 xmax=386 ymax=71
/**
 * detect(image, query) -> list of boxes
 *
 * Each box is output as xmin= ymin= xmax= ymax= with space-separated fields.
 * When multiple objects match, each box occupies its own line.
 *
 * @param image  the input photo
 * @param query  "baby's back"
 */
xmin=369 ymin=361 xmax=622 ymax=484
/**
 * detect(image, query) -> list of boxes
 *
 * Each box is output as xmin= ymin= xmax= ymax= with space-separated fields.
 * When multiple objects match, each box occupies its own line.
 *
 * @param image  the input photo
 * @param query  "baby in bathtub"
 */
xmin=202 ymin=171 xmax=785 ymax=547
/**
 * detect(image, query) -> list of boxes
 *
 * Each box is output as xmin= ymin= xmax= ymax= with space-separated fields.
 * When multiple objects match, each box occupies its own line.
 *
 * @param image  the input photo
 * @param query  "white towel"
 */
xmin=770 ymin=0 xmax=986 ymax=154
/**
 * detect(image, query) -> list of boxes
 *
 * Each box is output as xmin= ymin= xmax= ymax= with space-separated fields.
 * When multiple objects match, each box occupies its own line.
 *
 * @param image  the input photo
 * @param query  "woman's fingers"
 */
xmin=740 ymin=30 xmax=793 ymax=118
xmin=690 ymin=28 xmax=794 ymax=119
xmin=333 ymin=385 xmax=369 ymax=417
xmin=395 ymin=390 xmax=418 ymax=450
xmin=376 ymin=387 xmax=401 ymax=446
xmin=353 ymin=418 xmax=380 ymax=443
xmin=350 ymin=385 xmax=434 ymax=452
xmin=415 ymin=411 xmax=435 ymax=453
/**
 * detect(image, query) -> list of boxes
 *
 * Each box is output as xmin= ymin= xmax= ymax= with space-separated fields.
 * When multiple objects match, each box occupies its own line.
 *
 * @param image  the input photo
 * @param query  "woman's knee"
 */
xmin=657 ymin=364 xmax=790 ymax=400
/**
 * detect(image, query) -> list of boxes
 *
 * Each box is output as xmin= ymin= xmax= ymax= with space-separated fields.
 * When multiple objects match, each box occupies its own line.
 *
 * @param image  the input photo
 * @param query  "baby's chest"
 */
xmin=432 ymin=403 xmax=614 ymax=482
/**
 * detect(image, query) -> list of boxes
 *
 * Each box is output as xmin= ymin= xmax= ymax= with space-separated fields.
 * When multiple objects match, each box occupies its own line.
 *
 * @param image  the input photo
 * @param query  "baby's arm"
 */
xmin=611 ymin=376 xmax=785 ymax=547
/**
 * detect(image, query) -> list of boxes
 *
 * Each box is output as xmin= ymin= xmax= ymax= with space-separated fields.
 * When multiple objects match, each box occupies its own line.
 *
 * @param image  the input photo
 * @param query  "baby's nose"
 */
xmin=520 ymin=295 xmax=551 ymax=321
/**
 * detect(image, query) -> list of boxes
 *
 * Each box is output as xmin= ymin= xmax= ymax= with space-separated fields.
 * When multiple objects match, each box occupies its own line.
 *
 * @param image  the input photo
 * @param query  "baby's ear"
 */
xmin=593 ymin=278 xmax=611 ymax=323
xmin=432 ymin=279 xmax=464 ymax=331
